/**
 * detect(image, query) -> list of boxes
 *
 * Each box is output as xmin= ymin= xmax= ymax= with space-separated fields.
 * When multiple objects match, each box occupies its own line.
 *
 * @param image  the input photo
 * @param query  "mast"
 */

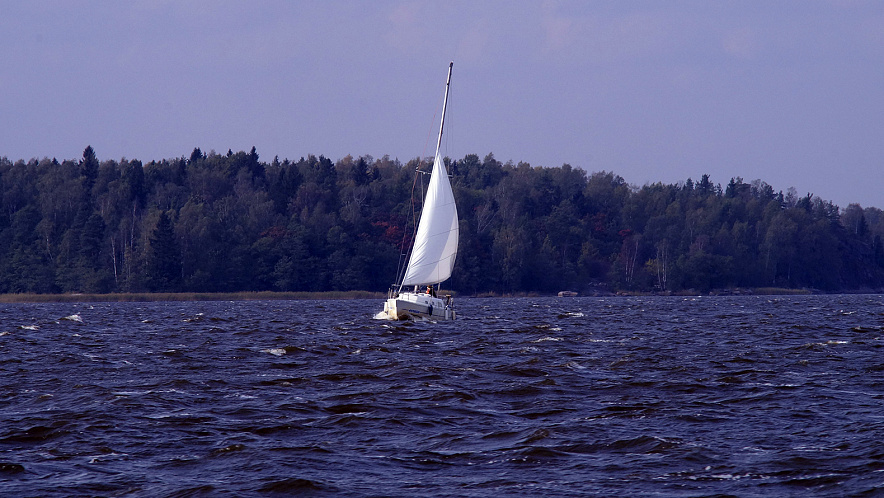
xmin=436 ymin=61 xmax=453 ymax=156
xmin=398 ymin=62 xmax=456 ymax=292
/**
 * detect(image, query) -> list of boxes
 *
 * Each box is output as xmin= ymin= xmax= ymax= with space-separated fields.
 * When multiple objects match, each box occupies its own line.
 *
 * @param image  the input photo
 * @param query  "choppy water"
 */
xmin=2 ymin=295 xmax=884 ymax=496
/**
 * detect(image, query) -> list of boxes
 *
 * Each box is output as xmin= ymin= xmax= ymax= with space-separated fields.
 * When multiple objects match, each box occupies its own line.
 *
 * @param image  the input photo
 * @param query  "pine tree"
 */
xmin=147 ymin=212 xmax=181 ymax=291
xmin=80 ymin=145 xmax=99 ymax=191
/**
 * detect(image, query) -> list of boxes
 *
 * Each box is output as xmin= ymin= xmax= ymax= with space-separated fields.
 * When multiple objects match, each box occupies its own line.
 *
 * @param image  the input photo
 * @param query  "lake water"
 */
xmin=1 ymin=295 xmax=883 ymax=496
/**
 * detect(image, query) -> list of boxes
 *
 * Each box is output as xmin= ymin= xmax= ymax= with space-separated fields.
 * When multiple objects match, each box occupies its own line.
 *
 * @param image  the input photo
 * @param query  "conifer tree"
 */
xmin=147 ymin=212 xmax=181 ymax=291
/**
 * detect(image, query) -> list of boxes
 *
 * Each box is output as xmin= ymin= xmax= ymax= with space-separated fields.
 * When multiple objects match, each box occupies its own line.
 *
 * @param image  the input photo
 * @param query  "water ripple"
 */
xmin=1 ymin=296 xmax=884 ymax=495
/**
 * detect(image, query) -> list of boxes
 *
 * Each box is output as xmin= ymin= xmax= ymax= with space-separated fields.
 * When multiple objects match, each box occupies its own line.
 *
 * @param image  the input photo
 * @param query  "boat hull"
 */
xmin=382 ymin=292 xmax=455 ymax=320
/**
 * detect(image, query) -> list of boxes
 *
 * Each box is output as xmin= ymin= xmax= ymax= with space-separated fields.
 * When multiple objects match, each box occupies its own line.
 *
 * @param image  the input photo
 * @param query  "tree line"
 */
xmin=0 ymin=146 xmax=882 ymax=295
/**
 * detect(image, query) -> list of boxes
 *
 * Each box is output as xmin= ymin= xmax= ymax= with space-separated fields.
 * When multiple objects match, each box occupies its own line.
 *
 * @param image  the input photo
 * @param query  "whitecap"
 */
xmin=532 ymin=336 xmax=563 ymax=343
xmin=263 ymin=348 xmax=286 ymax=356
xmin=62 ymin=314 xmax=83 ymax=322
xmin=89 ymin=452 xmax=125 ymax=464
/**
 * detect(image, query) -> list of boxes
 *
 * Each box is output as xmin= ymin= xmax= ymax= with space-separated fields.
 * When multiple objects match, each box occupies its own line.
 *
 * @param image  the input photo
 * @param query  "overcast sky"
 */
xmin=2 ymin=1 xmax=883 ymax=209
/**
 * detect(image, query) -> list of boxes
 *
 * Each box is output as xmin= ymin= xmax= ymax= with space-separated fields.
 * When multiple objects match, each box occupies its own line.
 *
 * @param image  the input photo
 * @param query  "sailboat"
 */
xmin=381 ymin=62 xmax=458 ymax=320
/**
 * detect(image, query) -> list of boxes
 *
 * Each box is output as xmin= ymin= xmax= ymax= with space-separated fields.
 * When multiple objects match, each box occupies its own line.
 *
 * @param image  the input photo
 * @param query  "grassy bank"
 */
xmin=0 ymin=291 xmax=385 ymax=303
xmin=748 ymin=287 xmax=814 ymax=295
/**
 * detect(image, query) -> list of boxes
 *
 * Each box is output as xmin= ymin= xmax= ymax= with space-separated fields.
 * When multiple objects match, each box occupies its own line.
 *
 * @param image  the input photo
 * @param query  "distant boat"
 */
xmin=558 ymin=291 xmax=578 ymax=297
xmin=381 ymin=62 xmax=458 ymax=320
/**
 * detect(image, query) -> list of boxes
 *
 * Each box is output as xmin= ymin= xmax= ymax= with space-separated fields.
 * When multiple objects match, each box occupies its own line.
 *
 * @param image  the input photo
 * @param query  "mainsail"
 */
xmin=400 ymin=62 xmax=459 ymax=288
xmin=401 ymin=151 xmax=459 ymax=286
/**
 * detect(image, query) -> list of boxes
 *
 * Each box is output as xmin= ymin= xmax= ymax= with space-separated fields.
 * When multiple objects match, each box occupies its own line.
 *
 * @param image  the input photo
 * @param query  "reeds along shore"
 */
xmin=0 ymin=291 xmax=385 ymax=303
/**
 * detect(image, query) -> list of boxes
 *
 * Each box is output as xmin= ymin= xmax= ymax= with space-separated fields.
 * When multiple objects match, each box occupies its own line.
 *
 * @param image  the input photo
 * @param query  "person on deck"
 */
xmin=426 ymin=286 xmax=437 ymax=297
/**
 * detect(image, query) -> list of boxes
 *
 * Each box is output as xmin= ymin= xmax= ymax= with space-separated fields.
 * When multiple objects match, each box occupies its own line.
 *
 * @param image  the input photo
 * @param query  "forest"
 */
xmin=0 ymin=145 xmax=882 ymax=295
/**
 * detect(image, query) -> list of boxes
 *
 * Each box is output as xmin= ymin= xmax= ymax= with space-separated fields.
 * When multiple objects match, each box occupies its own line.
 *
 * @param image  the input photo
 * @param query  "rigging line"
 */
xmin=395 ymin=81 xmax=449 ymax=288
xmin=394 ymin=122 xmax=436 ymax=286
xmin=393 ymin=156 xmax=425 ymax=287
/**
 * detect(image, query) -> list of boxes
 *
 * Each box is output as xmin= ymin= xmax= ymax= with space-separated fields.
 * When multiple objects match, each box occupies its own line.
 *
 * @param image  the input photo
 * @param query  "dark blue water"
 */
xmin=2 ymin=295 xmax=884 ymax=496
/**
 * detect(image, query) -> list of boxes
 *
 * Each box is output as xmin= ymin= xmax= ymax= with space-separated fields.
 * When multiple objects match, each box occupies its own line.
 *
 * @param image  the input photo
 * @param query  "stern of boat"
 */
xmin=381 ymin=290 xmax=456 ymax=320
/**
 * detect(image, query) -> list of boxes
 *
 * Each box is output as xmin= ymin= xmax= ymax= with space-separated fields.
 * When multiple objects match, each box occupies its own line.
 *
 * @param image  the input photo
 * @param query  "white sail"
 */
xmin=401 ymin=150 xmax=459 ymax=286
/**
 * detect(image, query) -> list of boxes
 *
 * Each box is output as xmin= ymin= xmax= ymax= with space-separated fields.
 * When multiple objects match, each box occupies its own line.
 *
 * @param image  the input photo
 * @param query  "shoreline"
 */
xmin=0 ymin=287 xmax=880 ymax=303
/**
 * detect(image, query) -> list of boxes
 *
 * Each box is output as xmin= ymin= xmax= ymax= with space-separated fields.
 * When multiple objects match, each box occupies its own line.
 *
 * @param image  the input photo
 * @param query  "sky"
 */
xmin=2 ymin=0 xmax=883 ymax=210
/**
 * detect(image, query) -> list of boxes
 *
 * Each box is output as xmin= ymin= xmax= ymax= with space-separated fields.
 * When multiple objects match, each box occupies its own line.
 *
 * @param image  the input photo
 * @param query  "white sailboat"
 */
xmin=381 ymin=62 xmax=458 ymax=320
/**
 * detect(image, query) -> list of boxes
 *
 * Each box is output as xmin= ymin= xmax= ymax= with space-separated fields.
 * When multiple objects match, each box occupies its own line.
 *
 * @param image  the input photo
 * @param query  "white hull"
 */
xmin=381 ymin=292 xmax=455 ymax=320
